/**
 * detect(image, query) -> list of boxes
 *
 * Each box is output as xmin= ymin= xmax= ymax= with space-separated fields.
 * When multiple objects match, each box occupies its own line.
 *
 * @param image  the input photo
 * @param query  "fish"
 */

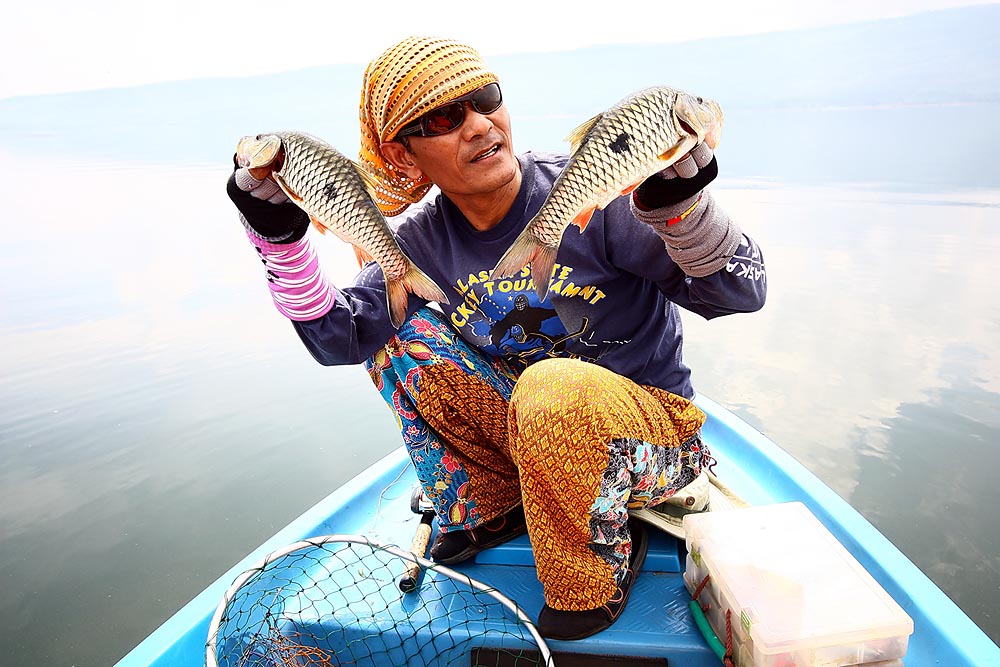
xmin=235 ymin=131 xmax=450 ymax=328
xmin=491 ymin=86 xmax=724 ymax=300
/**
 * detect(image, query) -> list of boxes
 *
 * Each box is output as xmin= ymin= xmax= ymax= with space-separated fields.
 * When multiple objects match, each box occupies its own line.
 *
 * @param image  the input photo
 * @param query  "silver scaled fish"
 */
xmin=236 ymin=131 xmax=450 ymax=328
xmin=491 ymin=86 xmax=724 ymax=300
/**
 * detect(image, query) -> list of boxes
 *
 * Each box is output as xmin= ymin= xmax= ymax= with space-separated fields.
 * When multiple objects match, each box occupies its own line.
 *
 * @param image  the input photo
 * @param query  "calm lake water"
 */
xmin=2 ymin=105 xmax=999 ymax=665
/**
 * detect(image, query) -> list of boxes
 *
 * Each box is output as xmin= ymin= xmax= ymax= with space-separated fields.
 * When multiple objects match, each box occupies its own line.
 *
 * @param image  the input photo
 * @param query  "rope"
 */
xmin=690 ymin=572 xmax=735 ymax=666
xmin=723 ymin=609 xmax=735 ymax=667
xmin=692 ymin=573 xmax=712 ymax=602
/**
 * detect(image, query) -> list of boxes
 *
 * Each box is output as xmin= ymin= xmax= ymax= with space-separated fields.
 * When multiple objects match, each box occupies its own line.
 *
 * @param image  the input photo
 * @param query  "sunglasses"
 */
xmin=396 ymin=83 xmax=503 ymax=138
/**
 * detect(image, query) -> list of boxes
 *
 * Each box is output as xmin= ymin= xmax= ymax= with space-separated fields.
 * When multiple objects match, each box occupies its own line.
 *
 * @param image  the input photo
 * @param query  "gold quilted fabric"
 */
xmin=358 ymin=36 xmax=499 ymax=216
xmin=418 ymin=357 xmax=705 ymax=610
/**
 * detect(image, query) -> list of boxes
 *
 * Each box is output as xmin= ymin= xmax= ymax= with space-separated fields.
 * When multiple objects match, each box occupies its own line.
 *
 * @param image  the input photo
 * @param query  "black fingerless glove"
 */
xmin=634 ymin=143 xmax=718 ymax=210
xmin=226 ymin=169 xmax=310 ymax=243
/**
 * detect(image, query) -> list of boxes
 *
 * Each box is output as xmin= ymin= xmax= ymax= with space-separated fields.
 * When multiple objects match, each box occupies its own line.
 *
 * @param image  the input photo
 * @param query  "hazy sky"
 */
xmin=2 ymin=0 xmax=996 ymax=99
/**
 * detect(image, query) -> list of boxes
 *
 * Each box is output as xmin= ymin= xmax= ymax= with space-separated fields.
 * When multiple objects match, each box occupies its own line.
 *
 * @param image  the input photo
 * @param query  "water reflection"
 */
xmin=852 ymin=379 xmax=1000 ymax=632
xmin=685 ymin=185 xmax=1000 ymax=489
xmin=0 ymin=155 xmax=401 ymax=665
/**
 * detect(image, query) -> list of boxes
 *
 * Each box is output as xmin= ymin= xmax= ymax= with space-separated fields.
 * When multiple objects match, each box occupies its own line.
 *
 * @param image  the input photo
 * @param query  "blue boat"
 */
xmin=115 ymin=395 xmax=1000 ymax=666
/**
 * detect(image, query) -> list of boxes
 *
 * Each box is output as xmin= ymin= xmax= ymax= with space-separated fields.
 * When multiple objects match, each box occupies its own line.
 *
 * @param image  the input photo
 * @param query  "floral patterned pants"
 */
xmin=364 ymin=308 xmax=711 ymax=611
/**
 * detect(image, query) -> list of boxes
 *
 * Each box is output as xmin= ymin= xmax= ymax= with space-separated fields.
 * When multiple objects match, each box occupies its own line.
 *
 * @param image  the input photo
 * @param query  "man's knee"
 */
xmin=511 ymin=359 xmax=623 ymax=429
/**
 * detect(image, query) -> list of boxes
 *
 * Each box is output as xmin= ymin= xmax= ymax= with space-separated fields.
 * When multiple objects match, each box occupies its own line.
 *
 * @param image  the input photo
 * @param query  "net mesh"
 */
xmin=207 ymin=536 xmax=551 ymax=667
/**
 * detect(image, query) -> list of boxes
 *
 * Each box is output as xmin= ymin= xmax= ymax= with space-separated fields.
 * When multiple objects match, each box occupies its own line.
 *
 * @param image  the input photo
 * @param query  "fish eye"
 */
xmin=696 ymin=96 xmax=704 ymax=104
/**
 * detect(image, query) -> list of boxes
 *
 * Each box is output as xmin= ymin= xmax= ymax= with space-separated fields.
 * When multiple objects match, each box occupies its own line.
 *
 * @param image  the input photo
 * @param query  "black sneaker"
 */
xmin=536 ymin=520 xmax=649 ymax=640
xmin=429 ymin=505 xmax=527 ymax=565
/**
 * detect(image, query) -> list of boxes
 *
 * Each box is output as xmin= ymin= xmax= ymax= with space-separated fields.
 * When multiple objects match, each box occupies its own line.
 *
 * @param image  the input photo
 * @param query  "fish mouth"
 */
xmin=469 ymin=142 xmax=503 ymax=163
xmin=674 ymin=94 xmax=724 ymax=145
xmin=676 ymin=114 xmax=698 ymax=138
xmin=673 ymin=95 xmax=703 ymax=139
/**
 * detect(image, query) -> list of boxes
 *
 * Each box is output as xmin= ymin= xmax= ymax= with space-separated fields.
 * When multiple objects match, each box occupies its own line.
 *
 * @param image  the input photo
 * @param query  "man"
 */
xmin=227 ymin=36 xmax=766 ymax=640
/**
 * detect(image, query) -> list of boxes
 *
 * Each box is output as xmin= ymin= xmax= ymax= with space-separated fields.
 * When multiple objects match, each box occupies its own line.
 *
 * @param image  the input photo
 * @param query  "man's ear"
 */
xmin=380 ymin=142 xmax=423 ymax=180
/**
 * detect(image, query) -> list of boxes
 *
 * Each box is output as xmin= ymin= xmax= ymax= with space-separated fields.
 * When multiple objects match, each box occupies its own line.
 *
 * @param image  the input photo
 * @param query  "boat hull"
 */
xmin=115 ymin=395 xmax=1000 ymax=666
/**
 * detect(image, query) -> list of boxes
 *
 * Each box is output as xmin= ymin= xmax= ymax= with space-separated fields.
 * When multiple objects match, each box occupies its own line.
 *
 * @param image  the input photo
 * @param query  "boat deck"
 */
xmin=116 ymin=396 xmax=1000 ymax=667
xmin=360 ymin=494 xmax=715 ymax=666
xmin=220 ymin=463 xmax=717 ymax=666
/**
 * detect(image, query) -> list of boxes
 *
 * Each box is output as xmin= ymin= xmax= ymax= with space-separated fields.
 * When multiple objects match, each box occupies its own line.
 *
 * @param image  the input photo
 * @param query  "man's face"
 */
xmin=397 ymin=101 xmax=519 ymax=199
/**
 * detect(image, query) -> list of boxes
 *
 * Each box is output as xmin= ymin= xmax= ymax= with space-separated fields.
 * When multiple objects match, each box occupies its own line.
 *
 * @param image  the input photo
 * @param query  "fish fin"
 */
xmin=657 ymin=143 xmax=688 ymax=164
xmin=353 ymin=245 xmax=374 ymax=268
xmin=384 ymin=278 xmax=409 ymax=329
xmin=352 ymin=161 xmax=382 ymax=200
xmin=619 ymin=180 xmax=643 ymax=196
xmin=272 ymin=172 xmax=304 ymax=204
xmin=571 ymin=205 xmax=597 ymax=232
xmin=564 ymin=113 xmax=603 ymax=154
xmin=308 ymin=215 xmax=328 ymax=235
xmin=401 ymin=258 xmax=450 ymax=306
xmin=530 ymin=245 xmax=559 ymax=302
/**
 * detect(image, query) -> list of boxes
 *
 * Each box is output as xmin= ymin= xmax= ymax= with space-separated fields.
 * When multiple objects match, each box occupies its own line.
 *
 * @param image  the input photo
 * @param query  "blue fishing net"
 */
xmin=206 ymin=536 xmax=551 ymax=667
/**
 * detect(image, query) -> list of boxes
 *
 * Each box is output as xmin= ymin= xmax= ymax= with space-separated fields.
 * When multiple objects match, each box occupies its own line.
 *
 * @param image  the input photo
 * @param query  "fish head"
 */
xmin=236 ymin=134 xmax=283 ymax=170
xmin=673 ymin=93 xmax=725 ymax=149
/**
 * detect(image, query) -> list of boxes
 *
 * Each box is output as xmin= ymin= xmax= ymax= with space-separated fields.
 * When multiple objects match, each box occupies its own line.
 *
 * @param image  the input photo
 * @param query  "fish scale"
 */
xmin=491 ymin=86 xmax=723 ymax=300
xmin=242 ymin=131 xmax=450 ymax=327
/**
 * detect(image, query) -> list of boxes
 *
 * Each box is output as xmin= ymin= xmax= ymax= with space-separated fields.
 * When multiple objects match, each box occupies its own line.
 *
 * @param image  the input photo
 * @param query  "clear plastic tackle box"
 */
xmin=682 ymin=502 xmax=913 ymax=667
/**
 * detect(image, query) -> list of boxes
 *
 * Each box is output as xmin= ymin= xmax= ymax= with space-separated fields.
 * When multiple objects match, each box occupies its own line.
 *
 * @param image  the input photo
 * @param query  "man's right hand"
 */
xmin=226 ymin=136 xmax=310 ymax=243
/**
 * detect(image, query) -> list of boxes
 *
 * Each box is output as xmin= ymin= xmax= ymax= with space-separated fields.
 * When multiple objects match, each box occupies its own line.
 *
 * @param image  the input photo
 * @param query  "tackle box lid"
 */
xmin=683 ymin=502 xmax=913 ymax=655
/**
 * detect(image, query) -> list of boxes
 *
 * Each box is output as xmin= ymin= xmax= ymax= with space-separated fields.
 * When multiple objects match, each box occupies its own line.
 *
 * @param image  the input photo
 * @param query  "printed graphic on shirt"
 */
xmin=446 ymin=264 xmax=605 ymax=362
xmin=726 ymin=237 xmax=766 ymax=284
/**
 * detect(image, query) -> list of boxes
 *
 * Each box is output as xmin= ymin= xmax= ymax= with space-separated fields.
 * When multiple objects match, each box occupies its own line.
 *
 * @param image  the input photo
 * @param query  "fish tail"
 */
xmin=491 ymin=229 xmax=558 ymax=301
xmin=401 ymin=259 xmax=451 ymax=306
xmin=384 ymin=258 xmax=452 ymax=328
xmin=491 ymin=229 xmax=542 ymax=281
xmin=529 ymin=245 xmax=558 ymax=301
xmin=384 ymin=278 xmax=409 ymax=329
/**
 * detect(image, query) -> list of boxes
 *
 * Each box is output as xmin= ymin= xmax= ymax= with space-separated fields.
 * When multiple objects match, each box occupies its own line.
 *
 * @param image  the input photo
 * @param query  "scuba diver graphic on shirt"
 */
xmin=446 ymin=263 xmax=610 ymax=362
xmin=489 ymin=294 xmax=589 ymax=359
xmin=449 ymin=283 xmax=588 ymax=361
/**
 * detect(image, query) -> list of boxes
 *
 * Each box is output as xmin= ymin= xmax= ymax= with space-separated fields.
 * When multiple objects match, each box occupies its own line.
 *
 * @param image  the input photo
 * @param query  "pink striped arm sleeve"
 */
xmin=246 ymin=228 xmax=337 ymax=321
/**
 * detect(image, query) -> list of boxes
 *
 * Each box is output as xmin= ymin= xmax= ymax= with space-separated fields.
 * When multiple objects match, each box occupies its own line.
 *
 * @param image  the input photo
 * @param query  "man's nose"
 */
xmin=460 ymin=102 xmax=494 ymax=137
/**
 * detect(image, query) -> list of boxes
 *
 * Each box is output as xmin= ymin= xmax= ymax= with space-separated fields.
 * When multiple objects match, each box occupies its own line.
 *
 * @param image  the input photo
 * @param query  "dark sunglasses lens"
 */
xmin=471 ymin=83 xmax=503 ymax=113
xmin=416 ymin=84 xmax=503 ymax=136
xmin=422 ymin=102 xmax=467 ymax=136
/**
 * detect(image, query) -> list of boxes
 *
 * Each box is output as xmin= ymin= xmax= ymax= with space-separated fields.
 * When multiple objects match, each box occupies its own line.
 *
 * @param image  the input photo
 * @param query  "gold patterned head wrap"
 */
xmin=359 ymin=36 xmax=499 ymax=216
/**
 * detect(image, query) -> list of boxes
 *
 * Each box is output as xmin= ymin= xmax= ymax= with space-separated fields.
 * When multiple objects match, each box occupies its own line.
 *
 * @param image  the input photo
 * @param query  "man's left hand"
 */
xmin=633 ymin=142 xmax=717 ymax=211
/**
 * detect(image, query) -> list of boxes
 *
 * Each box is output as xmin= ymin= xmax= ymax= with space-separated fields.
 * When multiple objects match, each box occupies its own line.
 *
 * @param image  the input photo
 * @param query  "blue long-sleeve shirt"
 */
xmin=291 ymin=151 xmax=766 ymax=398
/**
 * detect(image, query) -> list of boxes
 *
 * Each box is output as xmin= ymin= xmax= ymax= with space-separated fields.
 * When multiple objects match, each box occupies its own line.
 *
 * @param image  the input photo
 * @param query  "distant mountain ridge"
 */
xmin=499 ymin=3 xmax=1000 ymax=111
xmin=0 ymin=4 xmax=996 ymax=188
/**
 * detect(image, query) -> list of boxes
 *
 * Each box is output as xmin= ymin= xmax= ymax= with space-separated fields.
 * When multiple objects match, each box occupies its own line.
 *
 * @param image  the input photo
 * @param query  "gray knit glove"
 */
xmin=631 ymin=143 xmax=743 ymax=278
